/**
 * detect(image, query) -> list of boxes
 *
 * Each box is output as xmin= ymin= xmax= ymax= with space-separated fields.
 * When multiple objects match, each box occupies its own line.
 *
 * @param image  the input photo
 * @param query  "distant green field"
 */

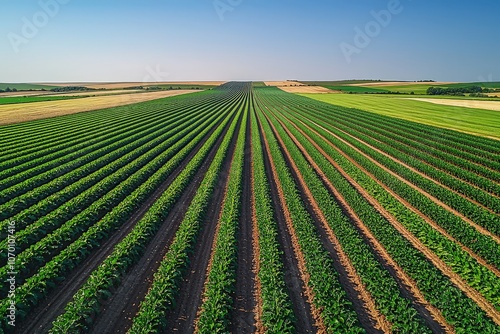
xmin=349 ymin=82 xmax=500 ymax=95
xmin=322 ymin=85 xmax=390 ymax=93
xmin=446 ymin=81 xmax=500 ymax=89
xmin=0 ymin=83 xmax=58 ymax=91
xmin=302 ymin=80 xmax=392 ymax=86
xmin=252 ymin=82 xmax=267 ymax=87
xmin=300 ymin=93 xmax=500 ymax=139
xmin=371 ymin=84 xmax=437 ymax=94
xmin=0 ymin=95 xmax=81 ymax=105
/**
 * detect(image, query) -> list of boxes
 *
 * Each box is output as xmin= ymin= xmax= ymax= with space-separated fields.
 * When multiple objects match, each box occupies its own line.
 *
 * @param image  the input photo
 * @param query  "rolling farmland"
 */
xmin=1 ymin=82 xmax=500 ymax=333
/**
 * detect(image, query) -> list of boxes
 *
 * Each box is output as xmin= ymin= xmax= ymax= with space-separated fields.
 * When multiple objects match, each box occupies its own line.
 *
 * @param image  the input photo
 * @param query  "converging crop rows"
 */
xmin=0 ymin=82 xmax=499 ymax=333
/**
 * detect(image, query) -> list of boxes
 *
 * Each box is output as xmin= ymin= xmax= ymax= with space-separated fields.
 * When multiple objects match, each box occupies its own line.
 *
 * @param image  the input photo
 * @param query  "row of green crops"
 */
xmin=0 ymin=100 xmax=224 ymax=234
xmin=261 ymin=102 xmax=432 ymax=333
xmin=254 ymin=87 xmax=498 ymax=330
xmin=0 ymin=87 xmax=215 ymax=146
xmin=323 ymin=106 xmax=500 ymax=183
xmin=196 ymin=99 xmax=248 ymax=332
xmin=0 ymin=90 xmax=214 ymax=164
xmin=254 ymin=102 xmax=364 ymax=333
xmin=0 ymin=84 xmax=244 ymax=331
xmin=126 ymin=91 xmax=246 ymax=333
xmin=254 ymin=87 xmax=499 ymax=332
xmin=301 ymin=102 xmax=500 ymax=199
xmin=0 ymin=106 xmax=226 ymax=290
xmin=0 ymin=93 xmax=223 ymax=188
xmin=312 ymin=99 xmax=500 ymax=165
xmin=290 ymin=104 xmax=500 ymax=230
xmin=291 ymin=112 xmax=500 ymax=269
xmin=246 ymin=101 xmax=296 ymax=333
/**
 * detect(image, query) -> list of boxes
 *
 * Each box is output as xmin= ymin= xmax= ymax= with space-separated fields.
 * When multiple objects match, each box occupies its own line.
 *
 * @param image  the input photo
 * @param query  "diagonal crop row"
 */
xmin=123 ymin=97 xmax=244 ymax=334
xmin=294 ymin=105 xmax=500 ymax=217
xmin=254 ymin=87 xmax=500 ymax=332
xmin=284 ymin=92 xmax=500 ymax=167
xmin=0 ymin=106 xmax=223 ymax=280
xmin=0 ymin=91 xmax=238 ymax=195
xmin=323 ymin=107 xmax=500 ymax=183
xmin=0 ymin=90 xmax=212 ymax=158
xmin=261 ymin=105 xmax=433 ymax=333
xmin=196 ymin=103 xmax=248 ymax=332
xmin=246 ymin=105 xmax=296 ymax=333
xmin=255 ymin=105 xmax=364 ymax=333
xmin=280 ymin=103 xmax=500 ymax=267
xmin=0 ymin=99 xmax=199 ymax=186
xmin=0 ymin=103 xmax=220 ymax=235
xmin=0 ymin=93 xmax=238 ymax=332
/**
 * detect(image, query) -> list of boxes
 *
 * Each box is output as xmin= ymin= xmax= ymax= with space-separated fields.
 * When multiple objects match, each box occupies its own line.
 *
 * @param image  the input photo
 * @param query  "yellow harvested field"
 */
xmin=487 ymin=92 xmax=500 ymax=97
xmin=0 ymin=90 xmax=197 ymax=125
xmin=278 ymin=86 xmax=339 ymax=94
xmin=264 ymin=81 xmax=306 ymax=87
xmin=40 ymin=81 xmax=225 ymax=89
xmin=407 ymin=98 xmax=500 ymax=111
xmin=0 ymin=91 xmax=50 ymax=97
xmin=44 ymin=89 xmax=143 ymax=97
xmin=349 ymin=81 xmax=455 ymax=87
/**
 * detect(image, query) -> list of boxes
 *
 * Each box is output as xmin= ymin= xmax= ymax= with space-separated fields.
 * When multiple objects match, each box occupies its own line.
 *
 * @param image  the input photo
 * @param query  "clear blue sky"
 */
xmin=1 ymin=0 xmax=499 ymax=82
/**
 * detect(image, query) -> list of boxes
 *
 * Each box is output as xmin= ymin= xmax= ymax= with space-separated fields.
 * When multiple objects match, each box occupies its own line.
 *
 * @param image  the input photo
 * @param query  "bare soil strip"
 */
xmin=257 ymin=113 xmax=325 ymax=333
xmin=264 ymin=81 xmax=306 ymax=87
xmin=288 ymin=115 xmax=500 ymax=326
xmin=277 ymin=86 xmax=338 ymax=94
xmin=251 ymin=153 xmax=265 ymax=334
xmin=308 ymin=117 xmax=500 ymax=245
xmin=17 ymin=112 xmax=229 ymax=334
xmin=230 ymin=111 xmax=256 ymax=333
xmin=166 ymin=116 xmax=241 ymax=334
xmin=0 ymin=90 xmax=197 ymax=125
xmin=90 ymin=113 xmax=239 ymax=334
xmin=407 ymin=98 xmax=500 ymax=112
xmin=283 ymin=114 xmax=458 ymax=332
xmin=264 ymin=111 xmax=389 ymax=333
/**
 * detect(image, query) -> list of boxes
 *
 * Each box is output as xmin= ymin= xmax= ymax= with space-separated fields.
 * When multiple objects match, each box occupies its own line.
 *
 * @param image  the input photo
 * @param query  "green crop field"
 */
xmin=1 ymin=83 xmax=499 ymax=333
xmin=0 ymin=95 xmax=82 ymax=105
xmin=335 ymin=81 xmax=500 ymax=95
xmin=301 ymin=93 xmax=500 ymax=139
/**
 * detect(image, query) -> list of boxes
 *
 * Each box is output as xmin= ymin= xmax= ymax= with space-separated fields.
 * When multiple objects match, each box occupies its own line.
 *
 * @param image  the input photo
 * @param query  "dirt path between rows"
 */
xmin=256 ymin=111 xmax=325 ymax=333
xmin=293 ymin=114 xmax=500 ymax=276
xmin=325 ymin=117 xmax=500 ymax=216
xmin=166 ymin=111 xmax=242 ymax=334
xmin=89 ymin=113 xmax=238 ymax=334
xmin=276 ymin=111 xmax=454 ymax=333
xmin=231 ymin=110 xmax=257 ymax=333
xmin=304 ymin=115 xmax=500 ymax=246
xmin=16 ymin=111 xmax=230 ymax=334
xmin=286 ymin=113 xmax=500 ymax=326
xmin=250 ymin=179 xmax=264 ymax=333
xmin=263 ymin=109 xmax=389 ymax=333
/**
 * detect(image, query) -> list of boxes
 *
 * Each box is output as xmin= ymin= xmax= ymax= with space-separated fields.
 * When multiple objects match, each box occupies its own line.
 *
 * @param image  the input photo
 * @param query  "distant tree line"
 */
xmin=427 ymin=85 xmax=493 ymax=96
xmin=0 ymin=87 xmax=18 ymax=93
xmin=127 ymin=86 xmax=203 ymax=91
xmin=50 ymin=86 xmax=96 ymax=92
